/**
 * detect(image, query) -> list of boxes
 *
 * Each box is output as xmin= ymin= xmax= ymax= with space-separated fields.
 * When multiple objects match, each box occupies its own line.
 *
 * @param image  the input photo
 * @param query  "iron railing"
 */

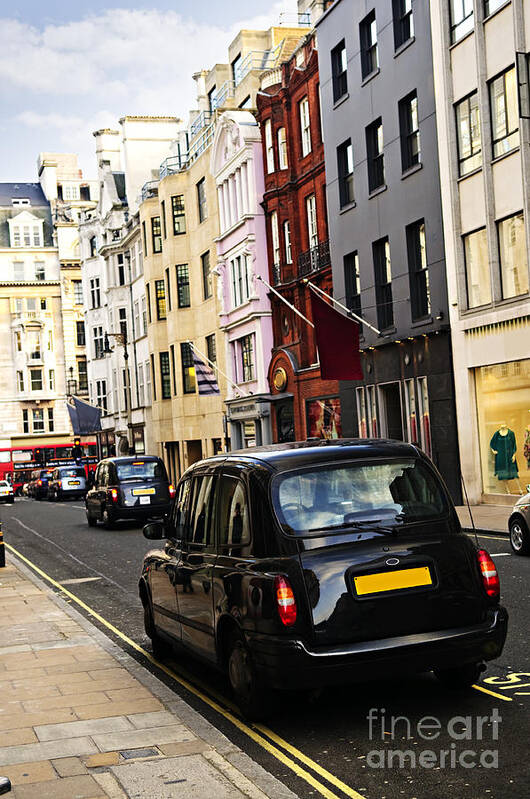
xmin=188 ymin=121 xmax=215 ymax=165
xmin=140 ymin=180 xmax=159 ymax=202
xmin=297 ymin=240 xmax=331 ymax=277
xmin=190 ymin=110 xmax=212 ymax=138
xmin=160 ymin=152 xmax=189 ymax=178
xmin=212 ymin=80 xmax=235 ymax=109
xmin=278 ymin=11 xmax=311 ymax=26
xmin=235 ymin=45 xmax=283 ymax=85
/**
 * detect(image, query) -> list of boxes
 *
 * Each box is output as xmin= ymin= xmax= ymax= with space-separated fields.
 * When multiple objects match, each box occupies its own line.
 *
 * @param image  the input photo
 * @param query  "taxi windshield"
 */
xmin=272 ymin=459 xmax=448 ymax=535
xmin=116 ymin=460 xmax=167 ymax=482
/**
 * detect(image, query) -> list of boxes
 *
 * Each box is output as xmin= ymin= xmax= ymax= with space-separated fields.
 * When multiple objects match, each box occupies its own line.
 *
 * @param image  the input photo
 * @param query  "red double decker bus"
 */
xmin=0 ymin=441 xmax=98 ymax=495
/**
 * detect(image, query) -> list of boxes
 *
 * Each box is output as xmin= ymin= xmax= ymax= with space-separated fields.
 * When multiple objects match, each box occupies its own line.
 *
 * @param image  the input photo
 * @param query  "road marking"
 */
xmin=60 ymin=576 xmax=102 ymax=585
xmin=490 ymin=553 xmax=511 ymax=556
xmin=471 ymin=683 xmax=512 ymax=702
xmin=4 ymin=541 xmax=363 ymax=799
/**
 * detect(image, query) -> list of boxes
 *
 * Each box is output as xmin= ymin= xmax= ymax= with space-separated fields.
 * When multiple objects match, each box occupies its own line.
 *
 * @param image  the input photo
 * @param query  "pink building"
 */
xmin=211 ymin=111 xmax=274 ymax=448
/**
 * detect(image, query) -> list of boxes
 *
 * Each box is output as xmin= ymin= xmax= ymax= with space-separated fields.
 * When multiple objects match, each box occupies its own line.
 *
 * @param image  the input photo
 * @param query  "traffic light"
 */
xmin=35 ymin=448 xmax=44 ymax=465
xmin=72 ymin=437 xmax=83 ymax=461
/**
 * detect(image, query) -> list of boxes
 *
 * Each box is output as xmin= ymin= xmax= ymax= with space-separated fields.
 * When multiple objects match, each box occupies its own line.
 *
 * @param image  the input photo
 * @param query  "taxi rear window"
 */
xmin=60 ymin=467 xmax=85 ymax=478
xmin=116 ymin=460 xmax=167 ymax=481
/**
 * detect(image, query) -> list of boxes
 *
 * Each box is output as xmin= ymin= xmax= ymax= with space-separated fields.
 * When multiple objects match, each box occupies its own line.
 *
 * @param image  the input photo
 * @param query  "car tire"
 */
xmin=102 ymin=508 xmax=115 ymax=530
xmin=509 ymin=517 xmax=530 ymax=556
xmin=434 ymin=662 xmax=483 ymax=689
xmin=86 ymin=511 xmax=97 ymax=527
xmin=227 ymin=632 xmax=270 ymax=720
xmin=143 ymin=599 xmax=171 ymax=659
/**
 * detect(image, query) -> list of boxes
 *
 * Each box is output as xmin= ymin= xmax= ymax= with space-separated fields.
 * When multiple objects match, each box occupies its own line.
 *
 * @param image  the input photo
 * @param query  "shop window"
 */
xmin=498 ymin=213 xmax=529 ymax=299
xmin=393 ymin=0 xmax=414 ymax=50
xmin=306 ymin=398 xmax=342 ymax=439
xmin=416 ymin=377 xmax=431 ymax=458
xmin=475 ymin=359 xmax=530 ymax=496
xmin=356 ymin=387 xmax=369 ymax=438
xmin=456 ymin=92 xmax=481 ymax=176
xmin=463 ymin=228 xmax=491 ymax=308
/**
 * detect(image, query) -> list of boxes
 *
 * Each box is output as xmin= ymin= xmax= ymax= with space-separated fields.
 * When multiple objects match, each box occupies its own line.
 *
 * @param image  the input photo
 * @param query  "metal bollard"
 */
xmin=0 ymin=522 xmax=5 ymax=567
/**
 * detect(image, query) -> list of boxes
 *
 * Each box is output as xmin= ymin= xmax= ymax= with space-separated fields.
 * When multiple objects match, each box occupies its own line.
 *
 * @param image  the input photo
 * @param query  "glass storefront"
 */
xmin=306 ymin=397 xmax=342 ymax=439
xmin=475 ymin=358 xmax=530 ymax=496
xmin=356 ymin=379 xmax=431 ymax=455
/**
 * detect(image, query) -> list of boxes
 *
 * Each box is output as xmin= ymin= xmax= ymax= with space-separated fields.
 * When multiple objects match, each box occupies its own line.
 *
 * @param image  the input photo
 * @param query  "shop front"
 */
xmin=225 ymin=396 xmax=273 ymax=450
xmin=475 ymin=358 xmax=530 ymax=498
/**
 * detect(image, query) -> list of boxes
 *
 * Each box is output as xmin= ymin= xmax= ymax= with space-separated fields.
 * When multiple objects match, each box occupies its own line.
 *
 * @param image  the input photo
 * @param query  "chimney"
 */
xmin=93 ymin=129 xmax=121 ymax=178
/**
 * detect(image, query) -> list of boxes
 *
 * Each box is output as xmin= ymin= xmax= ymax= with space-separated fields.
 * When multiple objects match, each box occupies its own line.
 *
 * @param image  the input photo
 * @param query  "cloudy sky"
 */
xmin=1 ymin=0 xmax=298 ymax=181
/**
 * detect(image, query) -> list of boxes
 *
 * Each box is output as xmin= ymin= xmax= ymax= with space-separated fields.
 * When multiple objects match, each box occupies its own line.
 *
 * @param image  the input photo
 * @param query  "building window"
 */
xmin=206 ymin=334 xmax=216 ymax=367
xmin=198 ymin=250 xmax=211 ymax=300
xmin=93 ymin=326 xmax=104 ymax=359
xmin=13 ymin=261 xmax=24 ymax=280
xmin=484 ymin=0 xmax=505 ymax=15
xmin=151 ymin=216 xmax=162 ymax=253
xmin=145 ymin=359 xmax=152 ymax=404
xmin=32 ymin=408 xmax=44 ymax=433
xmin=171 ymin=194 xmax=186 ymax=235
xmin=89 ymin=277 xmax=101 ymax=309
xmin=14 ymin=330 xmax=22 ymax=351
xmin=77 ymin=357 xmax=88 ymax=391
xmin=140 ymin=294 xmax=147 ymax=335
xmin=30 ymin=368 xmax=43 ymax=391
xmin=181 ymin=343 xmax=196 ymax=393
xmin=17 ymin=370 xmax=24 ymax=392
xmin=399 ymin=91 xmax=420 ymax=171
xmin=96 ymin=380 xmax=107 ymax=412
xmin=41 ymin=298 xmax=47 ymax=311
xmin=360 ymin=10 xmax=378 ymax=79
xmin=232 ymin=53 xmax=242 ymax=86
xmin=366 ymin=118 xmax=385 ymax=193
xmin=122 ymin=369 xmax=128 ymax=410
xmin=299 ymin=97 xmax=311 ymax=157
xmin=208 ymin=85 xmax=217 ymax=112
xmin=271 ymin=212 xmax=280 ymax=267
xmin=116 ymin=253 xmax=125 ymax=285
xmin=47 ymin=407 xmax=54 ymax=432
xmin=165 ymin=267 xmax=172 ymax=312
xmin=230 ymin=255 xmax=250 ymax=307
xmin=331 ymin=39 xmax=348 ymax=103
xmin=278 ymin=127 xmax=288 ymax=169
xmin=160 ymin=352 xmax=171 ymax=399
xmin=138 ymin=363 xmax=145 ymax=406
xmin=393 ymin=0 xmax=414 ymax=49
xmin=337 ymin=139 xmax=354 ymax=208
xmin=76 ymin=320 xmax=85 ymax=346
xmin=241 ymin=335 xmax=254 ymax=382
xmin=22 ymin=409 xmax=29 ymax=433
xmin=463 ymin=228 xmax=491 ymax=308
xmin=118 ymin=307 xmax=127 ymax=340
xmin=406 ymin=220 xmax=431 ymax=320
xmin=498 ymin=213 xmax=529 ymax=299
xmin=306 ymin=194 xmax=318 ymax=249
xmin=373 ymin=237 xmax=394 ymax=330
xmin=344 ymin=251 xmax=362 ymax=330
xmin=450 ymin=0 xmax=474 ymax=44
xmin=175 ymin=264 xmax=190 ymax=308
xmin=264 ymin=119 xmax=275 ymax=173
xmin=142 ymin=221 xmax=148 ymax=254
xmin=133 ymin=300 xmax=140 ymax=339
xmin=284 ymin=220 xmax=292 ymax=264
xmin=155 ymin=279 xmax=166 ymax=320
xmin=456 ymin=92 xmax=482 ymax=175
xmin=146 ymin=283 xmax=152 ymax=324
xmin=197 ymin=178 xmax=207 ymax=223
xmin=89 ymin=236 xmax=97 ymax=257
xmin=73 ymin=280 xmax=83 ymax=304
xmin=34 ymin=262 xmax=45 ymax=281
xmin=490 ymin=68 xmax=519 ymax=158
xmin=160 ymin=200 xmax=167 ymax=239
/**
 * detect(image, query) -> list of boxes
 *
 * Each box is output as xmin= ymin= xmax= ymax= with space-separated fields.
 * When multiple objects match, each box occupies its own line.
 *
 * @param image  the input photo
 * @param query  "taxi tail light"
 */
xmin=169 ymin=484 xmax=176 ymax=500
xmin=37 ymin=480 xmax=42 ymax=486
xmin=109 ymin=488 xmax=119 ymax=503
xmin=477 ymin=549 xmax=500 ymax=599
xmin=274 ymin=575 xmax=297 ymax=627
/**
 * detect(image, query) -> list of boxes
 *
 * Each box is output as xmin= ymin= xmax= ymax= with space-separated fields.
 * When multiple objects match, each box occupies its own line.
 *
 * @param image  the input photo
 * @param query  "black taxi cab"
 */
xmin=85 ymin=456 xmax=174 ymax=528
xmin=139 ymin=440 xmax=508 ymax=718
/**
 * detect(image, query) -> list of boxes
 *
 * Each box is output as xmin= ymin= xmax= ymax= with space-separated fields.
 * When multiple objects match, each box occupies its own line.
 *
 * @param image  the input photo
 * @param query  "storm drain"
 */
xmin=119 ymin=747 xmax=159 ymax=760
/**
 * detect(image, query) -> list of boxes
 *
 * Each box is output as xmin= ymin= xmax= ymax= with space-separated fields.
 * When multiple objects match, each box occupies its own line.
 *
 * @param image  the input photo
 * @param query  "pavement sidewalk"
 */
xmin=0 ymin=557 xmax=297 ymax=799
xmin=455 ymin=504 xmax=511 ymax=535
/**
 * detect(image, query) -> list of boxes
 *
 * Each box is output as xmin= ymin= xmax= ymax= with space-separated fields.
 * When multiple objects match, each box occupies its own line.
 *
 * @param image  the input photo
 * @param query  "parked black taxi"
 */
xmin=86 ymin=456 xmax=175 ymax=528
xmin=140 ymin=440 xmax=508 ymax=718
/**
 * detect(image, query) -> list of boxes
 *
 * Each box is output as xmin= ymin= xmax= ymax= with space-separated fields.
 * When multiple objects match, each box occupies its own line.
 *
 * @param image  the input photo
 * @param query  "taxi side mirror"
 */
xmin=143 ymin=521 xmax=166 ymax=540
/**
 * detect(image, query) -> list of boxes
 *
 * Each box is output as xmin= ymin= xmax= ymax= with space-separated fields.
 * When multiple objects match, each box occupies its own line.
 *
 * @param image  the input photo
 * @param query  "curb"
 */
xmin=7 ymin=551 xmax=299 ymax=799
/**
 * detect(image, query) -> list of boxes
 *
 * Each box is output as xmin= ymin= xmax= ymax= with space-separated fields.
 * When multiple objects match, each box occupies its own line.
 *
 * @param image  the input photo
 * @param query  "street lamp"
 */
xmin=104 ymin=331 xmax=133 ymax=454
xmin=66 ymin=365 xmax=77 ymax=397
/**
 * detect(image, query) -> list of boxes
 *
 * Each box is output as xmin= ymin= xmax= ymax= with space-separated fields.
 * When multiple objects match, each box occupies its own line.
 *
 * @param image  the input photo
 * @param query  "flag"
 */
xmin=192 ymin=351 xmax=220 ymax=395
xmin=67 ymin=396 xmax=102 ymax=434
xmin=310 ymin=289 xmax=363 ymax=380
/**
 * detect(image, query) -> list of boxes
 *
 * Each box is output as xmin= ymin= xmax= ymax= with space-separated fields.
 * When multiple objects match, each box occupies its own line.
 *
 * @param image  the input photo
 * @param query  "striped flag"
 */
xmin=192 ymin=351 xmax=220 ymax=395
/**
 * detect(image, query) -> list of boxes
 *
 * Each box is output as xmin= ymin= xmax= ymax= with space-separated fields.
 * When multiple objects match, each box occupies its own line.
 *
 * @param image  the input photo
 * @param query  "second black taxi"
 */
xmin=139 ymin=440 xmax=508 ymax=718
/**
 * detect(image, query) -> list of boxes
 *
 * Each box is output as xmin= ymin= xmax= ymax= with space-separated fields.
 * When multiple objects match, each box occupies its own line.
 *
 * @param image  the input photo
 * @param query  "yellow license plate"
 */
xmin=68 ymin=481 xmax=80 ymax=485
xmin=132 ymin=488 xmax=156 ymax=496
xmin=354 ymin=566 xmax=432 ymax=596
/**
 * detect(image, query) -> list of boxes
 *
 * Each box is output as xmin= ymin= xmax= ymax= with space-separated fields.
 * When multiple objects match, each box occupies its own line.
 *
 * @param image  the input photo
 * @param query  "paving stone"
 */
xmin=0 ymin=709 xmax=77 ymax=732
xmin=92 ymin=771 xmax=128 ymax=799
xmin=35 ymin=715 xmax=133 ymax=742
xmin=111 ymin=754 xmax=246 ymax=798
xmin=60 ymin=676 xmax=137 ymax=696
xmin=13 ymin=774 xmax=106 ymax=799
xmin=51 ymin=755 xmax=88 ymax=776
xmin=74 ymin=698 xmax=163 ymax=721
xmin=127 ymin=711 xmax=178 ymax=729
xmin=2 ymin=759 xmax=56 ymax=785
xmin=84 ymin=751 xmax=120 ymax=767
xmin=158 ymin=740 xmax=212 ymax=757
xmin=92 ymin=724 xmax=194 ymax=752
xmin=0 ymin=736 xmax=98 ymax=766
xmin=0 ymin=728 xmax=37 ymax=747
xmin=22 ymin=691 xmax=109 ymax=713
xmin=104 ymin=687 xmax=152 ymax=703
xmin=44 ymin=660 xmax=117 ymax=676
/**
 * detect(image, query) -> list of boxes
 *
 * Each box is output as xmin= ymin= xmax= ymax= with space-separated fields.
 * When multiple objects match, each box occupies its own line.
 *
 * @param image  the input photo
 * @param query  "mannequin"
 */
xmin=490 ymin=423 xmax=523 ymax=494
xmin=524 ymin=414 xmax=530 ymax=469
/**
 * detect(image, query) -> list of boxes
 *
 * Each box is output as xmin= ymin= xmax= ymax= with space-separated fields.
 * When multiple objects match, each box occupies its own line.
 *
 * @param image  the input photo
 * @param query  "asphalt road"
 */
xmin=1 ymin=498 xmax=529 ymax=799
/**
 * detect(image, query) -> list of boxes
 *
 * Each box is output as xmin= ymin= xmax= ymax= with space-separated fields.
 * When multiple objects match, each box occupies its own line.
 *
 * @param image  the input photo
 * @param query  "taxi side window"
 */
xmin=187 ymin=475 xmax=216 ymax=549
xmin=217 ymin=477 xmax=251 ymax=552
xmin=171 ymin=478 xmax=191 ymax=542
xmin=99 ymin=464 xmax=108 ymax=487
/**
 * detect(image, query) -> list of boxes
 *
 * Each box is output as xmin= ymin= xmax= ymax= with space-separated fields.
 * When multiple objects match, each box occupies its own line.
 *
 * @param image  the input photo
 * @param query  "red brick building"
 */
xmin=257 ymin=33 xmax=341 ymax=442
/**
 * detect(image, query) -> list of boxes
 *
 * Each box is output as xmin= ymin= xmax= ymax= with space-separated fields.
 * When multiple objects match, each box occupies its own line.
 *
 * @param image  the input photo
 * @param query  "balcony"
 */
xmin=235 ymin=45 xmax=283 ymax=85
xmin=190 ymin=110 xmax=212 ymax=138
xmin=212 ymin=80 xmax=235 ymax=110
xmin=188 ymin=121 xmax=215 ymax=165
xmin=140 ymin=180 xmax=159 ymax=202
xmin=297 ymin=240 xmax=331 ymax=277
xmin=278 ymin=11 xmax=311 ymax=26
xmin=160 ymin=152 xmax=189 ymax=178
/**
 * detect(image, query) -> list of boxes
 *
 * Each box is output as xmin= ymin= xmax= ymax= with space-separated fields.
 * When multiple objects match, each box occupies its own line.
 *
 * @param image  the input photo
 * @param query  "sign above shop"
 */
xmin=273 ymin=367 xmax=288 ymax=392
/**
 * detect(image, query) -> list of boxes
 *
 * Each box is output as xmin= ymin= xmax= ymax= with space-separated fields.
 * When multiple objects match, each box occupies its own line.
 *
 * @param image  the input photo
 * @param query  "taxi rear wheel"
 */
xmin=102 ymin=508 xmax=115 ymax=530
xmin=434 ymin=662 xmax=483 ymax=689
xmin=227 ymin=633 xmax=271 ymax=720
xmin=86 ymin=511 xmax=97 ymax=527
